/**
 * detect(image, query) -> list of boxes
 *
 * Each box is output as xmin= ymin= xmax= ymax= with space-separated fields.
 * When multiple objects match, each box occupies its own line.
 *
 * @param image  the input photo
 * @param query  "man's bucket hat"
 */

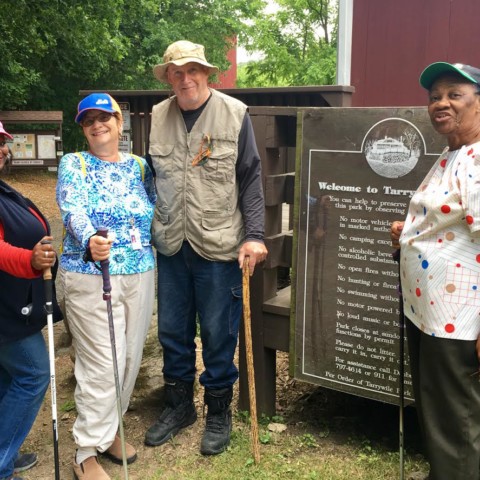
xmin=153 ymin=40 xmax=219 ymax=82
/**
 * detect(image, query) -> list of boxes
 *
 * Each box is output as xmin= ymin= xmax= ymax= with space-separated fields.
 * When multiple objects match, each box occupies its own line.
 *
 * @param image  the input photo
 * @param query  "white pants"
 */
xmin=59 ymin=268 xmax=154 ymax=453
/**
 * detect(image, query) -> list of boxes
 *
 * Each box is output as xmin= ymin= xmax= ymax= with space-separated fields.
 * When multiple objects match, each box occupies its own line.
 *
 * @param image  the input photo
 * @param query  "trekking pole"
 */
xmin=41 ymin=239 xmax=60 ymax=480
xmin=393 ymin=249 xmax=405 ymax=480
xmin=242 ymin=258 xmax=260 ymax=464
xmin=97 ymin=228 xmax=129 ymax=480
xmin=398 ymin=286 xmax=405 ymax=480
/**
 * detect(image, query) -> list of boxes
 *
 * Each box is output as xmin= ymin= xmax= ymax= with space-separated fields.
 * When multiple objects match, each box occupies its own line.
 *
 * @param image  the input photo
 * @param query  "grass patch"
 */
xmin=59 ymin=399 xmax=76 ymax=413
xmin=132 ymin=422 xmax=427 ymax=480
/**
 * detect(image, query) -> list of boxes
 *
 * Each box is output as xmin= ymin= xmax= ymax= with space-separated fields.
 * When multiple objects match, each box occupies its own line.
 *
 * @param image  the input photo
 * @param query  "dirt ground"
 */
xmin=4 ymin=170 xmax=422 ymax=480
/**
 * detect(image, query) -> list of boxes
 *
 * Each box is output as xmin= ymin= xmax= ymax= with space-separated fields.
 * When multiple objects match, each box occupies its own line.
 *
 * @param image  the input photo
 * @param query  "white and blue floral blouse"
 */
xmin=56 ymin=151 xmax=156 ymax=275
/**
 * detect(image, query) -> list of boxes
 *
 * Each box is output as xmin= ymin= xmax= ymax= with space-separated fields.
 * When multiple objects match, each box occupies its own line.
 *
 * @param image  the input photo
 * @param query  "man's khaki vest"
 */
xmin=149 ymin=89 xmax=247 ymax=261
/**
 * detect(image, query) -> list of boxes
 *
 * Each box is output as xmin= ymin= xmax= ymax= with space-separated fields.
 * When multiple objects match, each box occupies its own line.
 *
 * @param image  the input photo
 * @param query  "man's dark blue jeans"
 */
xmin=157 ymin=242 xmax=242 ymax=389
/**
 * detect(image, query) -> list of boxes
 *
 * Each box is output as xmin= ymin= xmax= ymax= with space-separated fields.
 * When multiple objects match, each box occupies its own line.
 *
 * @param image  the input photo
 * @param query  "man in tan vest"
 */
xmin=145 ymin=40 xmax=268 ymax=455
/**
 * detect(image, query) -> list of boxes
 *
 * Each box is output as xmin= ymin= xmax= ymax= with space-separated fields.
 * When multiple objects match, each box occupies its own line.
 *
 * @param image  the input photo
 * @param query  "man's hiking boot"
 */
xmin=145 ymin=379 xmax=197 ymax=446
xmin=200 ymin=387 xmax=233 ymax=455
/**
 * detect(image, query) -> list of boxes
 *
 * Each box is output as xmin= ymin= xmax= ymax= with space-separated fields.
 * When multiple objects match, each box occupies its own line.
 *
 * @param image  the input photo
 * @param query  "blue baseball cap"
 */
xmin=420 ymin=62 xmax=480 ymax=90
xmin=75 ymin=93 xmax=122 ymax=124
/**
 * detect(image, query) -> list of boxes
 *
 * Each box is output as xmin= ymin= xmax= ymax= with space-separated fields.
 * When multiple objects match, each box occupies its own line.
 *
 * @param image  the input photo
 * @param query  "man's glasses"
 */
xmin=80 ymin=112 xmax=114 ymax=127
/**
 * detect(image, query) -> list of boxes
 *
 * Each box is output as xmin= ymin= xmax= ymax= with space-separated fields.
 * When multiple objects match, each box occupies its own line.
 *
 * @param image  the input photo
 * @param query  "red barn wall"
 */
xmin=209 ymin=41 xmax=237 ymax=89
xmin=351 ymin=0 xmax=480 ymax=107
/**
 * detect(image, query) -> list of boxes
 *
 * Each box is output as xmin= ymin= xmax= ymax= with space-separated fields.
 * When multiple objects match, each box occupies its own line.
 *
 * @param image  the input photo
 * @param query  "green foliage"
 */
xmin=236 ymin=410 xmax=251 ymax=423
xmin=259 ymin=430 xmax=272 ymax=444
xmin=300 ymin=433 xmax=319 ymax=448
xmin=356 ymin=439 xmax=386 ymax=465
xmin=0 ymin=0 xmax=338 ymax=149
xmin=143 ymin=0 xmax=266 ymax=86
xmin=59 ymin=399 xmax=76 ymax=413
xmin=237 ymin=0 xmax=338 ymax=87
xmin=0 ymin=0 xmax=264 ymax=151
xmin=259 ymin=413 xmax=272 ymax=426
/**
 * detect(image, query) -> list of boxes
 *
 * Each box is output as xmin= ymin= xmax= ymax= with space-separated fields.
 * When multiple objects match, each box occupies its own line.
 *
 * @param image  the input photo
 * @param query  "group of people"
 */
xmin=2 ymin=36 xmax=480 ymax=480
xmin=0 ymin=40 xmax=267 ymax=480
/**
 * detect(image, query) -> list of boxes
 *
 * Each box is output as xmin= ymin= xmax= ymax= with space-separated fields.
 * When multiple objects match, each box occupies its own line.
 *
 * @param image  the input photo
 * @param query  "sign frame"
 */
xmin=291 ymin=106 xmax=446 ymax=405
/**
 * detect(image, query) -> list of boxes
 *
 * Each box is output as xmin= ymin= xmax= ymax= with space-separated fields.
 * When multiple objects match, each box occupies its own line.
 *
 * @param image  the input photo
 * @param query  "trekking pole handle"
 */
xmin=40 ymin=239 xmax=53 ymax=281
xmin=96 ymin=227 xmax=112 ymax=294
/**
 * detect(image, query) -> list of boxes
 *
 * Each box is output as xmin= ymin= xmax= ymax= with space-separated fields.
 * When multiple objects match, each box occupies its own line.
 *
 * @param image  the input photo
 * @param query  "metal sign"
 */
xmin=11 ymin=159 xmax=44 ymax=166
xmin=293 ymin=107 xmax=446 ymax=405
xmin=118 ymin=102 xmax=131 ymax=131
xmin=119 ymin=132 xmax=131 ymax=153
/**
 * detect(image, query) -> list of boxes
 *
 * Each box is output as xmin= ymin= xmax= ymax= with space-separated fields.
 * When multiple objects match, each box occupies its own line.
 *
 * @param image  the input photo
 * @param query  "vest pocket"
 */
xmin=199 ymin=146 xmax=235 ymax=182
xmin=150 ymin=143 xmax=175 ymax=179
xmin=201 ymin=212 xmax=233 ymax=230
xmin=201 ymin=212 xmax=235 ymax=253
xmin=154 ymin=209 xmax=169 ymax=225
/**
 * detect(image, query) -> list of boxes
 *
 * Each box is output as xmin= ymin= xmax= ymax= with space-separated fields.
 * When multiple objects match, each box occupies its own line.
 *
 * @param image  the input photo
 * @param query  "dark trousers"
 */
xmin=406 ymin=319 xmax=480 ymax=480
xmin=0 ymin=331 xmax=49 ymax=478
xmin=157 ymin=243 xmax=242 ymax=389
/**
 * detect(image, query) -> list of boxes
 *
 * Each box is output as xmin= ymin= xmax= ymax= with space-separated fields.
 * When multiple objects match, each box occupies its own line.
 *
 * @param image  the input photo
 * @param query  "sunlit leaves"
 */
xmin=238 ymin=0 xmax=338 ymax=87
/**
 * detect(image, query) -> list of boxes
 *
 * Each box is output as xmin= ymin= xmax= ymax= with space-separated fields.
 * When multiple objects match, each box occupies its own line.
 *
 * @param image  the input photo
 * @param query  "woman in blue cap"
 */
xmin=391 ymin=62 xmax=480 ymax=480
xmin=56 ymin=93 xmax=156 ymax=480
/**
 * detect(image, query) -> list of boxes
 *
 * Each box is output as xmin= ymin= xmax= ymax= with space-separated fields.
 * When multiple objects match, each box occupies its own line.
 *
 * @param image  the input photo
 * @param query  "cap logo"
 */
xmin=96 ymin=98 xmax=110 ymax=105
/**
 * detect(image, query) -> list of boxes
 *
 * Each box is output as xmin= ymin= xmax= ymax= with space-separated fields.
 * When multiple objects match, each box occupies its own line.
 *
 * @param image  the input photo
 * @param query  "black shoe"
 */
xmin=200 ymin=408 xmax=232 ymax=455
xmin=200 ymin=387 xmax=233 ymax=455
xmin=13 ymin=453 xmax=37 ymax=473
xmin=145 ymin=401 xmax=197 ymax=446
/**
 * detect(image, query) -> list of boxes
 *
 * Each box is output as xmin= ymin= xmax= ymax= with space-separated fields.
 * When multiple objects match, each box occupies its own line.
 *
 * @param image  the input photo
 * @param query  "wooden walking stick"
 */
xmin=242 ymin=257 xmax=261 ymax=464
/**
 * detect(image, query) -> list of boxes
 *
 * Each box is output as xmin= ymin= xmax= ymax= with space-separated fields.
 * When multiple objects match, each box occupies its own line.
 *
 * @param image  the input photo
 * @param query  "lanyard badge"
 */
xmin=129 ymin=219 xmax=142 ymax=250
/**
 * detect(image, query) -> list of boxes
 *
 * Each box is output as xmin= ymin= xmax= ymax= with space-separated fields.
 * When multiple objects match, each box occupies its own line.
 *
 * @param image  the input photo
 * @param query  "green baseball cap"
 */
xmin=420 ymin=62 xmax=480 ymax=90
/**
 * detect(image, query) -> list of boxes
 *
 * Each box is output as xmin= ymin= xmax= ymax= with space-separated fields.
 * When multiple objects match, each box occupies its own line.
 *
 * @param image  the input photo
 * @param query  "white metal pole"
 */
xmin=336 ymin=0 xmax=354 ymax=85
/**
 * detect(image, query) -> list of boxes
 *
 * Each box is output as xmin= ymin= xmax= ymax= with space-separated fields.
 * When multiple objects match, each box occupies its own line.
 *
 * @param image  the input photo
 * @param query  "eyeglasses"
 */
xmin=80 ymin=112 xmax=114 ymax=127
xmin=0 ymin=141 xmax=6 ymax=147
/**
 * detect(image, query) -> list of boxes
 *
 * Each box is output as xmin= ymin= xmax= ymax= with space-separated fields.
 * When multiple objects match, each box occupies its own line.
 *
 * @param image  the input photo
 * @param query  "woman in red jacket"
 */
xmin=0 ymin=121 xmax=62 ymax=480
